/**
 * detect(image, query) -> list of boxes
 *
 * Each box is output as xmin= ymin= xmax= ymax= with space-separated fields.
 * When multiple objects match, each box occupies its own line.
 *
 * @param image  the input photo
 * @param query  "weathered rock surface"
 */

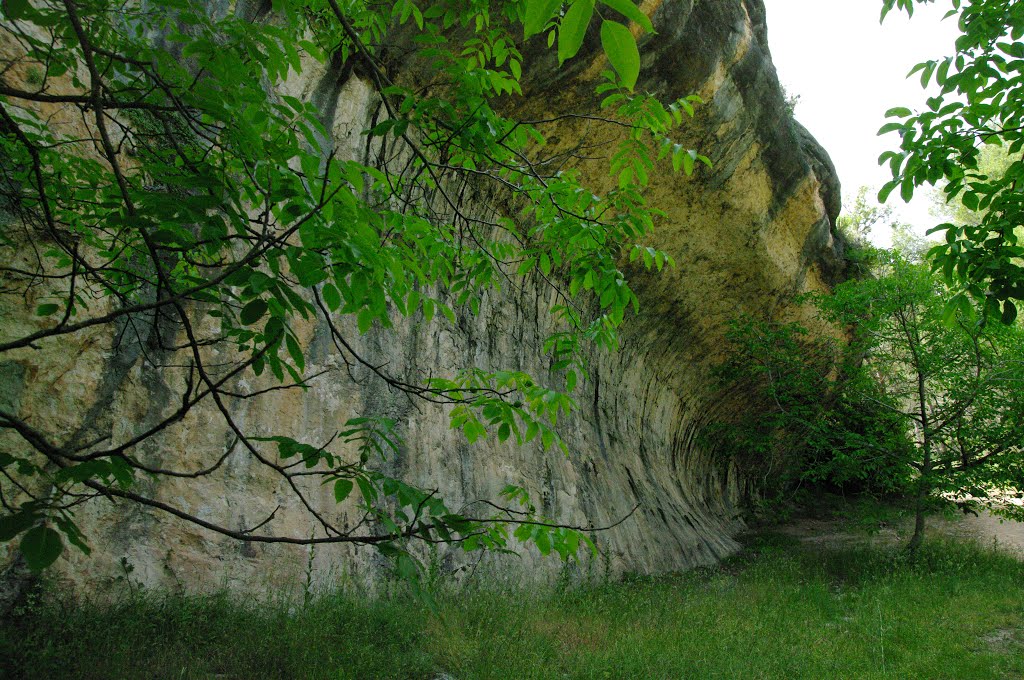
xmin=0 ymin=0 xmax=844 ymax=597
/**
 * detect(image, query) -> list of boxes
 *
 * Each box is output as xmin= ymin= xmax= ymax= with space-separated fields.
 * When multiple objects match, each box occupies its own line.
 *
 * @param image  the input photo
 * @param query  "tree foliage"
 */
xmin=836 ymin=186 xmax=934 ymax=264
xmin=879 ymin=0 xmax=1024 ymax=324
xmin=0 ymin=0 xmax=696 ymax=578
xmin=718 ymin=252 xmax=1024 ymax=549
xmin=714 ymin=313 xmax=913 ymax=503
xmin=838 ymin=186 xmax=900 ymax=244
xmin=931 ymin=142 xmax=1016 ymax=224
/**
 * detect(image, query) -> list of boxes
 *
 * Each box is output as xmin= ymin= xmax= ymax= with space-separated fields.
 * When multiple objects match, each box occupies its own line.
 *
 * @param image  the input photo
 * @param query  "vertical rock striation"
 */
xmin=0 ymin=0 xmax=843 ymax=596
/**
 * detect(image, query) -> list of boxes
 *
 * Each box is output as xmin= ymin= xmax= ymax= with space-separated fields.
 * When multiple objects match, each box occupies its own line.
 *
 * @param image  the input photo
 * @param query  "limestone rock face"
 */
xmin=0 ymin=0 xmax=843 ymax=596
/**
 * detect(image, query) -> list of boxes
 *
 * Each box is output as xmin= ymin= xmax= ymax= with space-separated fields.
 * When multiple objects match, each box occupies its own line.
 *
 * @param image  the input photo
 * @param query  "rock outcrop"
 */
xmin=0 ymin=0 xmax=843 ymax=597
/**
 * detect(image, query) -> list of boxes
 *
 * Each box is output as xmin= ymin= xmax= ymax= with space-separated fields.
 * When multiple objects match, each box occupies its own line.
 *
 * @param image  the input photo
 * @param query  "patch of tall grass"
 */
xmin=2 ymin=536 xmax=1022 ymax=679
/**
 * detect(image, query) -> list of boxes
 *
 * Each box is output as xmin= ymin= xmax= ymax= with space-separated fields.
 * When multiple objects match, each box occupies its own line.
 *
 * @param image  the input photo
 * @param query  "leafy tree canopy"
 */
xmin=879 ymin=0 xmax=1024 ymax=324
xmin=0 ymin=0 xmax=700 ymax=579
xmin=931 ymin=142 xmax=1016 ymax=224
xmin=718 ymin=251 xmax=1024 ymax=550
xmin=838 ymin=186 xmax=914 ymax=244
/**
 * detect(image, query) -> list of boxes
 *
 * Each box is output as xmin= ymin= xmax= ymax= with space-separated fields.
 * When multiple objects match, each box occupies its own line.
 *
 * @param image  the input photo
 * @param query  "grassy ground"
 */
xmin=2 ymin=534 xmax=1022 ymax=679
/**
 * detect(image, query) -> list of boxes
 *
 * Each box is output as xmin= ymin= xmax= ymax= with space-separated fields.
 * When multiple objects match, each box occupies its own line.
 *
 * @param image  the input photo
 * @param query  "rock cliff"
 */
xmin=0 ymin=0 xmax=843 ymax=597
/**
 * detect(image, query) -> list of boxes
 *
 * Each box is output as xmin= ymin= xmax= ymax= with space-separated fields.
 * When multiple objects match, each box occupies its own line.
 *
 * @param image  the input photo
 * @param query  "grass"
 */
xmin=2 ymin=534 xmax=1023 ymax=679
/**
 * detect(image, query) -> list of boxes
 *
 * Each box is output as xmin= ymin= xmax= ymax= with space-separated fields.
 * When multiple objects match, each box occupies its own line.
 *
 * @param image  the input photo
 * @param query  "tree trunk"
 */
xmin=908 ymin=443 xmax=932 ymax=556
xmin=908 ymin=489 xmax=926 ymax=555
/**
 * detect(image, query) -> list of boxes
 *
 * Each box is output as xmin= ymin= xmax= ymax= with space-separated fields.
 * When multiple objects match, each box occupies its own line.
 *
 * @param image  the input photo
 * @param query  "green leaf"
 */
xmin=285 ymin=333 xmax=305 ymax=371
xmin=581 ymin=533 xmax=597 ymax=555
xmin=918 ymin=60 xmax=936 ymax=87
xmin=682 ymin=151 xmax=695 ymax=176
xmin=558 ymin=0 xmax=594 ymax=64
xmin=0 ymin=510 xmax=37 ymax=541
xmin=333 ymin=479 xmax=354 ymax=503
xmin=53 ymin=515 xmax=90 ymax=555
xmin=109 ymin=456 xmax=134 ymax=489
xmin=534 ymin=527 xmax=552 ymax=555
xmin=524 ymin=0 xmax=561 ymax=38
xmin=597 ymin=0 xmax=653 ymax=33
xmin=600 ymin=21 xmax=640 ymax=92
xmin=396 ymin=552 xmax=419 ymax=580
xmin=3 ymin=0 xmax=30 ymax=20
xmin=322 ymin=283 xmax=341 ymax=311
xmin=240 ymin=299 xmax=268 ymax=325
xmin=356 ymin=476 xmax=377 ymax=505
xmin=357 ymin=308 xmax=374 ymax=334
xmin=877 ymin=181 xmax=898 ymax=203
xmin=899 ymin=178 xmax=914 ymax=202
xmin=366 ymin=119 xmax=396 ymax=137
xmin=55 ymin=460 xmax=112 ymax=484
xmin=20 ymin=526 xmax=63 ymax=572
xmin=36 ymin=304 xmax=58 ymax=316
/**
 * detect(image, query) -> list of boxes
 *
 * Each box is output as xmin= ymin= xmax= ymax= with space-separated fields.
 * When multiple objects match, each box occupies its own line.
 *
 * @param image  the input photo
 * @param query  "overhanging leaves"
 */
xmin=20 ymin=526 xmax=63 ymax=572
xmin=600 ymin=20 xmax=640 ymax=91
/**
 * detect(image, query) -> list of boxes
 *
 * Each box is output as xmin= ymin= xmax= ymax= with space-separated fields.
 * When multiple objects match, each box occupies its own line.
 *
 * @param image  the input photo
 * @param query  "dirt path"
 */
xmin=773 ymin=504 xmax=1024 ymax=557
xmin=943 ymin=510 xmax=1024 ymax=557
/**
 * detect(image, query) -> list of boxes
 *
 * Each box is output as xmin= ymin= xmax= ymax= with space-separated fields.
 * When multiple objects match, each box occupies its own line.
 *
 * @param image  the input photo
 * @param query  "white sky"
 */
xmin=760 ymin=0 xmax=962 ymax=246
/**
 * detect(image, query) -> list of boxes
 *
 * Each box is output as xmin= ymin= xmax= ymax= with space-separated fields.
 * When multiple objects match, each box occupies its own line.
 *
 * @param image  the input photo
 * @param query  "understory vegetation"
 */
xmin=715 ymin=245 xmax=1024 ymax=552
xmin=3 ymin=526 xmax=1022 ymax=679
